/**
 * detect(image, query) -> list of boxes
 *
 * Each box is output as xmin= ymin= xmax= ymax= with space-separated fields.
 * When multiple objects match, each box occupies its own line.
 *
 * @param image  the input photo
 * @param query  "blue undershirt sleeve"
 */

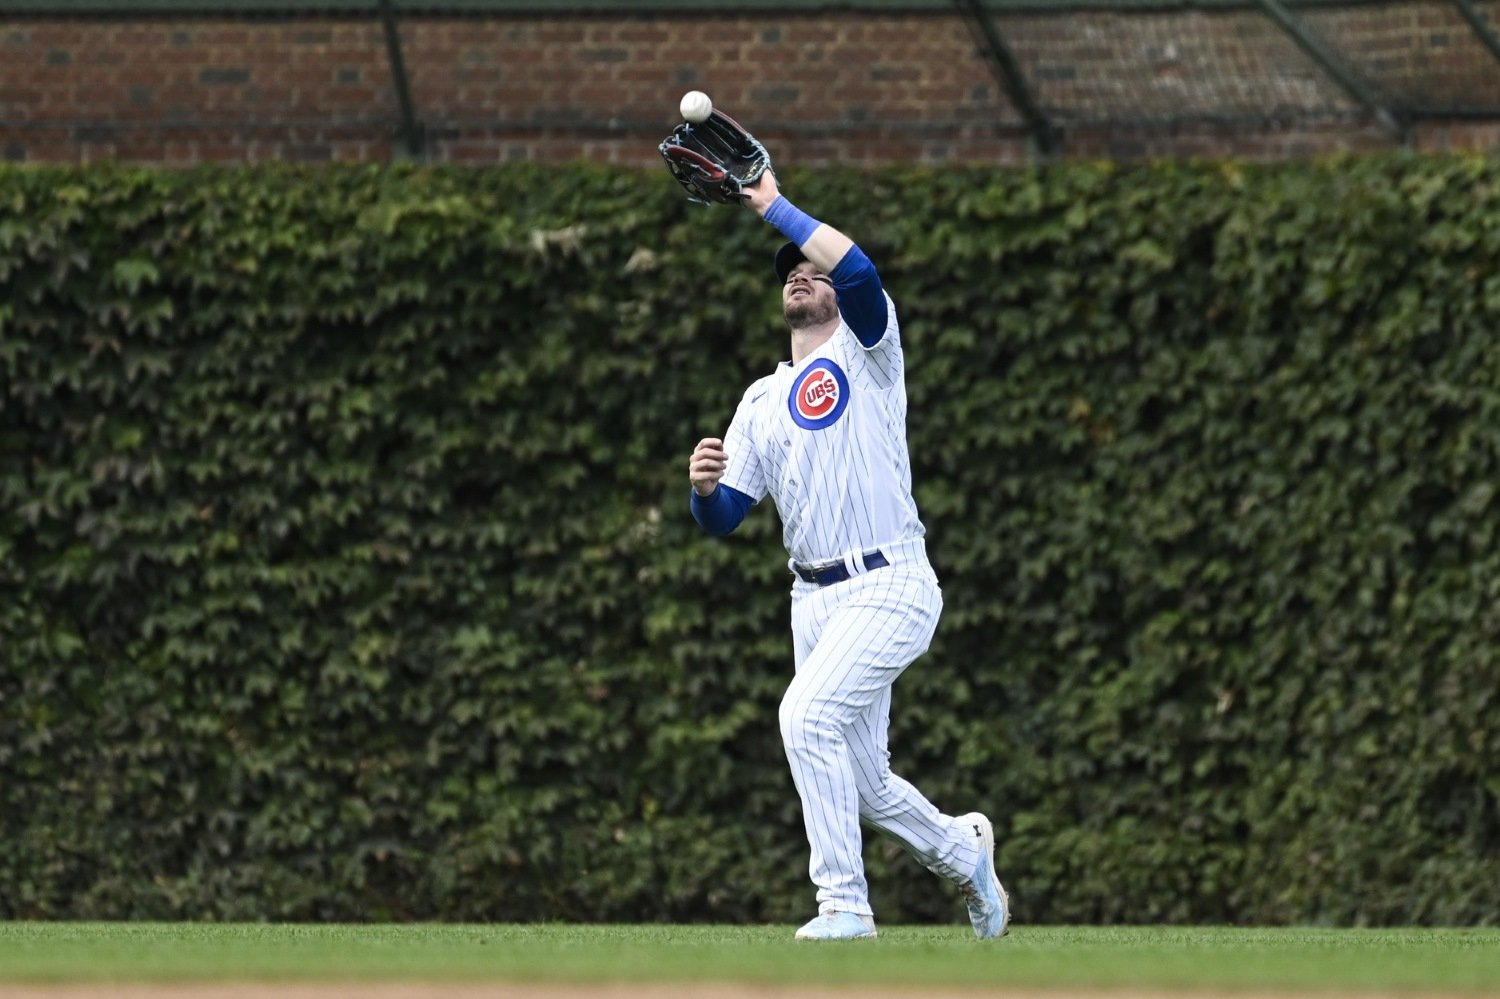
xmin=690 ymin=483 xmax=753 ymax=536
xmin=830 ymin=245 xmax=888 ymax=347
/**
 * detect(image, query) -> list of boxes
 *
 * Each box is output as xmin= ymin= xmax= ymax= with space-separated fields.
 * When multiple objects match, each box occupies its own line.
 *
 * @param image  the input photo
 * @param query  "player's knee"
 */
xmin=777 ymin=691 xmax=804 ymax=745
xmin=778 ymin=689 xmax=833 ymax=748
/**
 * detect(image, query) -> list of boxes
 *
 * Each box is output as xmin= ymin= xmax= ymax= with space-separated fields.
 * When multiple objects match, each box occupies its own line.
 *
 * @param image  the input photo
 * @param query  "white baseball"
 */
xmin=680 ymin=90 xmax=713 ymax=123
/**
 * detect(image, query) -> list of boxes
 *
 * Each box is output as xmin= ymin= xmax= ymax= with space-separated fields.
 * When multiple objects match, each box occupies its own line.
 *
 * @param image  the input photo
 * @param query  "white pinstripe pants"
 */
xmin=780 ymin=541 xmax=982 ymax=917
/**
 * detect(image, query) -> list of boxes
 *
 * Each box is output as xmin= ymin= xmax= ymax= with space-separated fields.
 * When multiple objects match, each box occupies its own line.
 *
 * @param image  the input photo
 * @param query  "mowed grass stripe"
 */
xmin=0 ymin=925 xmax=1497 ymax=993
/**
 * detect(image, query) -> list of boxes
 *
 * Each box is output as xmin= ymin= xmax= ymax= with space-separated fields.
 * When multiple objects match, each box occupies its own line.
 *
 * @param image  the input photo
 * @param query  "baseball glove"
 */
xmin=659 ymin=109 xmax=773 ymax=206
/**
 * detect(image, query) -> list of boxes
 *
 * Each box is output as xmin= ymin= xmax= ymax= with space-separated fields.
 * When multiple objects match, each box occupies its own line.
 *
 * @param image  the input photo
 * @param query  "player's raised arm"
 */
xmin=656 ymin=102 xmax=888 ymax=346
xmin=743 ymin=171 xmax=852 ymax=272
xmin=744 ymin=171 xmax=889 ymax=348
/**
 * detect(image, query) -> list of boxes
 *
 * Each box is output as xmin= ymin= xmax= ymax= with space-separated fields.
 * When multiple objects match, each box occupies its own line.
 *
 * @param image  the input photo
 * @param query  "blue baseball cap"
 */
xmin=773 ymin=241 xmax=807 ymax=283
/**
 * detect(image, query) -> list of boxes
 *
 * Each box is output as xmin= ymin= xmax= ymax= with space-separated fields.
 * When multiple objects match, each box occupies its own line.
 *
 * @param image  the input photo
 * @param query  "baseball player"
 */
xmin=686 ymin=170 xmax=1010 ymax=941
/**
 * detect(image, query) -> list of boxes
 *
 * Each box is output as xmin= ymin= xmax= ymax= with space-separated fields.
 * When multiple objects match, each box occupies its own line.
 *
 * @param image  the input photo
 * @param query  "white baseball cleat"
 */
xmin=794 ymin=911 xmax=878 ymax=940
xmin=958 ymin=811 xmax=1010 ymax=939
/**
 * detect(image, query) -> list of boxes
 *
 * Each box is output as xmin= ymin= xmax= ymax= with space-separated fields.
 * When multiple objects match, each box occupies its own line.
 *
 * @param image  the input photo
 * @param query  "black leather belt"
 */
xmin=792 ymin=548 xmax=889 ymax=586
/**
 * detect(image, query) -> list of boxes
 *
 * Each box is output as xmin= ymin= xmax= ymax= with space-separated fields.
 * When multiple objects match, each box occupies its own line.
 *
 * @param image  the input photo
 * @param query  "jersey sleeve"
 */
xmin=719 ymin=380 xmax=768 ymax=502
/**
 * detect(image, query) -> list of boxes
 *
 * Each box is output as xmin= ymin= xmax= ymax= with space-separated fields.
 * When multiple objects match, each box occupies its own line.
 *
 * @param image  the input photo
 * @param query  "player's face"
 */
xmin=782 ymin=262 xmax=838 ymax=329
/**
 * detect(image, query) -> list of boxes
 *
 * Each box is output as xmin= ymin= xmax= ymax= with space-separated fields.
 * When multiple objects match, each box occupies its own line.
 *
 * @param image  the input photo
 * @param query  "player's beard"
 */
xmin=784 ymin=294 xmax=838 ymax=330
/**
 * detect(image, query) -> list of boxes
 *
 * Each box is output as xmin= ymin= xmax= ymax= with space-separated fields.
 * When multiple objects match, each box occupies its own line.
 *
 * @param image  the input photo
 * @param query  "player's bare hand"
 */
xmin=690 ymin=437 xmax=728 ymax=496
xmin=745 ymin=169 xmax=781 ymax=217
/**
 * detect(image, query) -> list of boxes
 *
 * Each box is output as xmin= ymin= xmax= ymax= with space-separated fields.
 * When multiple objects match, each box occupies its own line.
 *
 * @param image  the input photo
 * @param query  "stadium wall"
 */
xmin=3 ymin=4 xmax=1500 ymax=165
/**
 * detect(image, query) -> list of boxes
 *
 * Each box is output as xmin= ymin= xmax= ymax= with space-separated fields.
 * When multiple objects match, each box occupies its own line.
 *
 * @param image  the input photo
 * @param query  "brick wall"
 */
xmin=3 ymin=6 xmax=1500 ymax=166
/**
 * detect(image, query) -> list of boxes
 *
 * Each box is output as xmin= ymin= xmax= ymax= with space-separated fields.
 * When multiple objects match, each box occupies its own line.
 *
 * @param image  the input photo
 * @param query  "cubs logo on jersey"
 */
xmin=788 ymin=359 xmax=850 ymax=431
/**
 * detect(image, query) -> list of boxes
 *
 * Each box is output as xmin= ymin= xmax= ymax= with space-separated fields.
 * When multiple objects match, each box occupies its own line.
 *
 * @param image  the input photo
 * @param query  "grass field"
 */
xmin=1 ymin=924 xmax=1498 ymax=994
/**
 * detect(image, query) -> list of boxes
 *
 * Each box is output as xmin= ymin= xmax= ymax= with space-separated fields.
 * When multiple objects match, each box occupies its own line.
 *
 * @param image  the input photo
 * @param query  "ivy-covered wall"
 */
xmin=1 ymin=157 xmax=1496 ymax=924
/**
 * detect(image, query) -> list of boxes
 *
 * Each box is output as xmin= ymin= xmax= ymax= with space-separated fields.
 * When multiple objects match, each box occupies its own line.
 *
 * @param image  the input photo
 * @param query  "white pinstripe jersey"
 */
xmin=720 ymin=291 xmax=925 ymax=564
